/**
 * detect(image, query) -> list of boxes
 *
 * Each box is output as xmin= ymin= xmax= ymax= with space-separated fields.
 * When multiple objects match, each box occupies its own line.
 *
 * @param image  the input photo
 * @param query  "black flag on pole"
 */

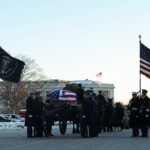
xmin=0 ymin=47 xmax=25 ymax=83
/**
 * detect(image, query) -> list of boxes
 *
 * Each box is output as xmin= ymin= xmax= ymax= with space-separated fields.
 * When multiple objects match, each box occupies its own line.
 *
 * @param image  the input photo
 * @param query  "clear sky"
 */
xmin=1 ymin=0 xmax=150 ymax=104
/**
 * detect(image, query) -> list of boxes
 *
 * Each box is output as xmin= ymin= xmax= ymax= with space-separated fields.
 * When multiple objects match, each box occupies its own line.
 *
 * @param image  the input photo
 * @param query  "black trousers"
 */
xmin=35 ymin=117 xmax=43 ymax=137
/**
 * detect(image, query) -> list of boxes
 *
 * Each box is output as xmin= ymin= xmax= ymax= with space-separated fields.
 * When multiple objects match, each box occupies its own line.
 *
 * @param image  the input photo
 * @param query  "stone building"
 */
xmin=0 ymin=79 xmax=114 ymax=113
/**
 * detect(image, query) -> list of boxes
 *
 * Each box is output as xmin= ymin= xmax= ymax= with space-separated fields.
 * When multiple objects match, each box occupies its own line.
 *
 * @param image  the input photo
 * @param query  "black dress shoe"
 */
xmin=72 ymin=129 xmax=76 ymax=134
xmin=131 ymin=135 xmax=138 ymax=137
xmin=50 ymin=133 xmax=54 ymax=136
xmin=76 ymin=129 xmax=80 ymax=134
xmin=140 ymin=135 xmax=148 ymax=137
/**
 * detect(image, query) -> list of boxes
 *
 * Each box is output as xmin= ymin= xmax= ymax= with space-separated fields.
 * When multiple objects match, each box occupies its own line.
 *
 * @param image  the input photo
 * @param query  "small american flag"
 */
xmin=50 ymin=90 xmax=77 ymax=103
xmin=96 ymin=72 xmax=102 ymax=77
xmin=140 ymin=43 xmax=150 ymax=78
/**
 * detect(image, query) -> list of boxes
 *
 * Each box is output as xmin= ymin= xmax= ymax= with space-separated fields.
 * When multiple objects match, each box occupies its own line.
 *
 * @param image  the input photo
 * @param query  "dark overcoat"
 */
xmin=25 ymin=96 xmax=36 ymax=126
xmin=81 ymin=95 xmax=98 ymax=137
xmin=128 ymin=97 xmax=141 ymax=127
xmin=76 ymin=88 xmax=84 ymax=104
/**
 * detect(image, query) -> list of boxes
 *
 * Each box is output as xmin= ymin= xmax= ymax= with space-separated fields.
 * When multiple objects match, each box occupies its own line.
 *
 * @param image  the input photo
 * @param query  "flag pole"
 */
xmin=139 ymin=35 xmax=141 ymax=94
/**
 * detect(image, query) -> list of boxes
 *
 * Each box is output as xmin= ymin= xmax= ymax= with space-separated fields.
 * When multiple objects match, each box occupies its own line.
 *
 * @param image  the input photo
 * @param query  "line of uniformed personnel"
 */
xmin=128 ymin=89 xmax=150 ymax=137
xmin=25 ymin=91 xmax=56 ymax=138
xmin=25 ymin=91 xmax=45 ymax=138
xmin=25 ymin=84 xmax=118 ymax=138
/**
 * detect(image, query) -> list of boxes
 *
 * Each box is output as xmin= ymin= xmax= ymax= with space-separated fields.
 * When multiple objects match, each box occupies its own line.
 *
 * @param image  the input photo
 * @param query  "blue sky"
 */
xmin=1 ymin=0 xmax=150 ymax=104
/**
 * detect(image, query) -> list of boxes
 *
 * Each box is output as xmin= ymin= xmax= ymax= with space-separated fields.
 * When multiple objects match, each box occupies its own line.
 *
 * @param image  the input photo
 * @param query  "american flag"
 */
xmin=96 ymin=72 xmax=102 ymax=77
xmin=50 ymin=90 xmax=77 ymax=103
xmin=140 ymin=43 xmax=150 ymax=78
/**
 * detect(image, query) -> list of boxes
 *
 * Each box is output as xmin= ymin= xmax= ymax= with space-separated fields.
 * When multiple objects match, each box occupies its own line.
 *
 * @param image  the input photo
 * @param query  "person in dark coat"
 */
xmin=97 ymin=90 xmax=107 ymax=106
xmin=97 ymin=90 xmax=107 ymax=133
xmin=128 ymin=92 xmax=141 ymax=137
xmin=114 ymin=102 xmax=124 ymax=131
xmin=103 ymin=98 xmax=115 ymax=132
xmin=45 ymin=94 xmax=54 ymax=136
xmin=140 ymin=89 xmax=150 ymax=137
xmin=25 ymin=91 xmax=36 ymax=138
xmin=81 ymin=91 xmax=93 ymax=137
xmin=88 ymin=88 xmax=99 ymax=137
xmin=76 ymin=84 xmax=84 ymax=104
xmin=81 ymin=88 xmax=98 ymax=137
xmin=34 ymin=92 xmax=43 ymax=137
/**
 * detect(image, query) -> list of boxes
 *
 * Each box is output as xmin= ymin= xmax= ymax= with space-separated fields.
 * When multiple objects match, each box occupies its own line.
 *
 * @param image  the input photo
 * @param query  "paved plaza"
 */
xmin=1 ymin=128 xmax=150 ymax=150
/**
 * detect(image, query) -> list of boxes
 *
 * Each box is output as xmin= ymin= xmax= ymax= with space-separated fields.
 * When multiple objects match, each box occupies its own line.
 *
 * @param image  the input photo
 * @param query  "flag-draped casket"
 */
xmin=50 ymin=90 xmax=77 ymax=103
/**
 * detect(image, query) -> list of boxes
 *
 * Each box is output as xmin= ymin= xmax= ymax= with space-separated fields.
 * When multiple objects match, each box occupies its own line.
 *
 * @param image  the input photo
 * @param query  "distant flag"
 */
xmin=96 ymin=72 xmax=102 ymax=77
xmin=140 ymin=43 xmax=150 ymax=78
xmin=0 ymin=47 xmax=25 ymax=83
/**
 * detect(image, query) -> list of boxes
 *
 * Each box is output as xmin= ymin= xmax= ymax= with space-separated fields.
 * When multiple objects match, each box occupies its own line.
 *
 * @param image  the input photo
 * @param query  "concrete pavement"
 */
xmin=0 ymin=128 xmax=150 ymax=150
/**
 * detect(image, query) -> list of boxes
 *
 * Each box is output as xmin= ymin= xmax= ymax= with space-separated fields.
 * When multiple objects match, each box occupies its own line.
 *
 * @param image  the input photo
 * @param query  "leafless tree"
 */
xmin=0 ymin=55 xmax=47 ymax=113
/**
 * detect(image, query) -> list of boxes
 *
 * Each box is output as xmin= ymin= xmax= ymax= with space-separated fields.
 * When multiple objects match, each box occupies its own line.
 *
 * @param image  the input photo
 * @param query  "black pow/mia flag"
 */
xmin=0 ymin=47 xmax=25 ymax=83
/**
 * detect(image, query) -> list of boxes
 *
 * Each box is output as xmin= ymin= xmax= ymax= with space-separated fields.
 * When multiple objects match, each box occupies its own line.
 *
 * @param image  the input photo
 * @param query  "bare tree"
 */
xmin=0 ymin=55 xmax=47 ymax=113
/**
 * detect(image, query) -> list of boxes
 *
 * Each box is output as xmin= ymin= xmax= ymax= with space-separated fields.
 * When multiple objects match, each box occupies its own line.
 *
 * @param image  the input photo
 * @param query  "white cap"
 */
xmin=28 ymin=91 xmax=34 ymax=94
xmin=132 ymin=92 xmax=137 ymax=95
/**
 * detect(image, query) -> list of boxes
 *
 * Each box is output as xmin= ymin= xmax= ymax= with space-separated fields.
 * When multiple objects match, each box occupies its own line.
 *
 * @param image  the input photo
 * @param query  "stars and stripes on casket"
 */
xmin=50 ymin=90 xmax=77 ymax=103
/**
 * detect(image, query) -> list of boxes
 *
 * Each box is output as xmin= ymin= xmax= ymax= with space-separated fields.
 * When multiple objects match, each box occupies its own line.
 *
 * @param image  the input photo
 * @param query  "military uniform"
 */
xmin=81 ymin=95 xmax=93 ymax=137
xmin=128 ymin=92 xmax=141 ymax=137
xmin=97 ymin=91 xmax=107 ymax=132
xmin=140 ymin=89 xmax=150 ymax=137
xmin=76 ymin=84 xmax=84 ymax=104
xmin=81 ymin=89 xmax=98 ymax=138
xmin=34 ymin=92 xmax=44 ymax=137
xmin=25 ymin=91 xmax=36 ymax=138
xmin=45 ymin=94 xmax=54 ymax=136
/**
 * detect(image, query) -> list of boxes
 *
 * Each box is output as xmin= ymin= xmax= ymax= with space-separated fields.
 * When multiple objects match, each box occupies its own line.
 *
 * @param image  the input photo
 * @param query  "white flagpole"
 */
xmin=101 ymin=64 xmax=102 ymax=83
xmin=139 ymin=35 xmax=141 ymax=94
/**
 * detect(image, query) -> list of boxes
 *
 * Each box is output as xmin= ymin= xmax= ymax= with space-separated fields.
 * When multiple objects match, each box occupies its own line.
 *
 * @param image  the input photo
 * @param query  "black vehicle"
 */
xmin=43 ymin=100 xmax=81 ymax=136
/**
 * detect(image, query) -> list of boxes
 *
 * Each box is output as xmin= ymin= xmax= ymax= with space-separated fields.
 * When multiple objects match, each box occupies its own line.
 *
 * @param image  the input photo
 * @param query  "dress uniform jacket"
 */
xmin=140 ymin=96 xmax=150 ymax=125
xmin=128 ymin=97 xmax=141 ymax=127
xmin=81 ymin=95 xmax=98 ymax=137
xmin=25 ymin=96 xmax=36 ymax=126
xmin=76 ymin=88 xmax=84 ymax=104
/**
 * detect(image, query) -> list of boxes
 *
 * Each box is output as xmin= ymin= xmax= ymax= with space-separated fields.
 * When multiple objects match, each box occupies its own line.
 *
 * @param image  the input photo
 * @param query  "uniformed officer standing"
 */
xmin=128 ymin=92 xmax=141 ymax=137
xmin=140 ymin=89 xmax=150 ymax=137
xmin=45 ymin=94 xmax=54 ymax=136
xmin=34 ymin=92 xmax=43 ymax=137
xmin=81 ymin=91 xmax=93 ymax=137
xmin=25 ymin=91 xmax=36 ymax=138
xmin=87 ymin=88 xmax=99 ymax=137
xmin=97 ymin=90 xmax=107 ymax=133
xmin=76 ymin=84 xmax=84 ymax=104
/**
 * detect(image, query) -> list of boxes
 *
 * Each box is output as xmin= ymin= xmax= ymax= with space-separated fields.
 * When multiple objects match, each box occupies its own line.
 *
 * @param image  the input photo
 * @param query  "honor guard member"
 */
xmin=97 ymin=91 xmax=107 ymax=133
xmin=140 ymin=89 xmax=150 ymax=137
xmin=45 ymin=94 xmax=54 ymax=136
xmin=81 ymin=91 xmax=93 ymax=137
xmin=87 ymin=88 xmax=99 ymax=137
xmin=76 ymin=84 xmax=84 ymax=104
xmin=25 ymin=91 xmax=36 ymax=138
xmin=128 ymin=92 xmax=141 ymax=137
xmin=34 ymin=92 xmax=43 ymax=137
xmin=97 ymin=90 xmax=107 ymax=106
